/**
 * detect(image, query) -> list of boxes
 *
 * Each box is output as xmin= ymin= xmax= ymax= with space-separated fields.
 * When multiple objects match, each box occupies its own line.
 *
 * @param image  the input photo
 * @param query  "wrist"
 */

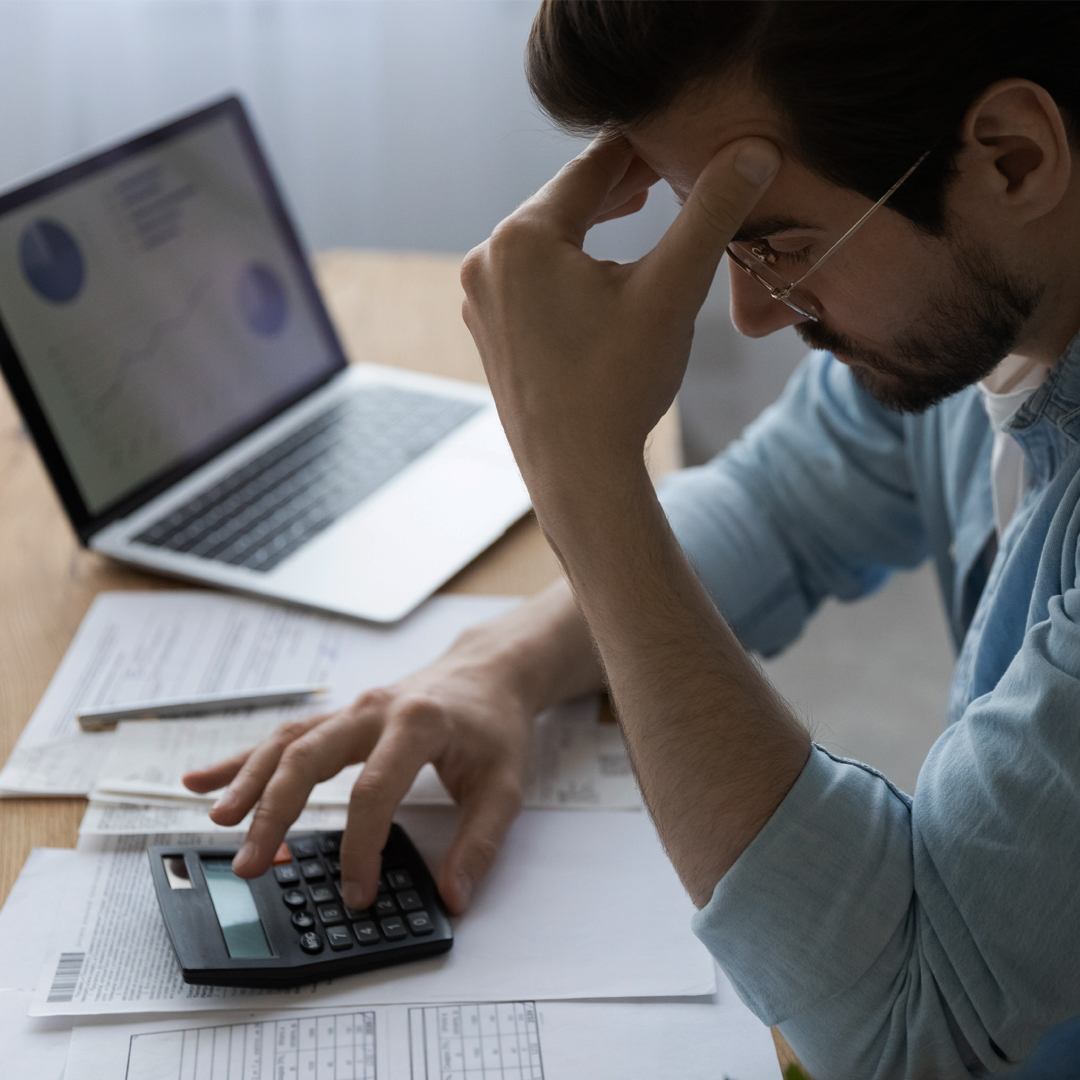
xmin=450 ymin=582 xmax=601 ymax=716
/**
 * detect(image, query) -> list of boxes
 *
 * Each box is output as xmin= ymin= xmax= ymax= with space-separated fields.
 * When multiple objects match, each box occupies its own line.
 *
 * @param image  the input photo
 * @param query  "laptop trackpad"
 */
xmin=269 ymin=450 xmax=530 ymax=623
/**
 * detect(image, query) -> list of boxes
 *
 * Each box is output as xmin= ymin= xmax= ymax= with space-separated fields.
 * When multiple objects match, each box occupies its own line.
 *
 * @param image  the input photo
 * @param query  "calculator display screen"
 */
xmin=201 ymin=860 xmax=273 ymax=959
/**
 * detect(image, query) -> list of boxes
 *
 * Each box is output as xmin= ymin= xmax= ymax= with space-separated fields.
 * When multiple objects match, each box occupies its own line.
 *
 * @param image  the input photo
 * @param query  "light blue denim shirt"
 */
xmin=659 ymin=333 xmax=1080 ymax=1079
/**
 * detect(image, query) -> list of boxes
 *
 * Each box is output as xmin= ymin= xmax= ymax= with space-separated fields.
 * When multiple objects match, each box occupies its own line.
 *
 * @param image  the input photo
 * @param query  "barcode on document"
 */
xmin=46 ymin=952 xmax=85 ymax=1003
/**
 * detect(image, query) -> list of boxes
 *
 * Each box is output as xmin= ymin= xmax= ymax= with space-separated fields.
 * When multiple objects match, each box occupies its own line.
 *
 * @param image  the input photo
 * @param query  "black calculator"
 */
xmin=149 ymin=825 xmax=453 ymax=988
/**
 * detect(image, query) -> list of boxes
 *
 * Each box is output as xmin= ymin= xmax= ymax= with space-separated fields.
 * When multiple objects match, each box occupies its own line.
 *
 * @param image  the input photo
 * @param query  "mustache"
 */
xmin=795 ymin=320 xmax=891 ymax=373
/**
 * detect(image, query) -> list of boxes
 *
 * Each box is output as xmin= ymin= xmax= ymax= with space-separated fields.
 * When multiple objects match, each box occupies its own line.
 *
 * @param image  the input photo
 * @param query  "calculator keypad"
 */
xmin=318 ymin=904 xmax=344 ymax=926
xmin=380 ymin=916 xmax=407 ymax=940
xmin=397 ymin=889 xmax=423 ymax=912
xmin=273 ymin=833 xmax=441 ymax=954
xmin=326 ymin=925 xmax=353 ymax=951
xmin=407 ymin=911 xmax=434 ymax=935
xmin=353 ymin=920 xmax=380 ymax=946
xmin=309 ymin=884 xmax=337 ymax=905
xmin=299 ymin=931 xmax=323 ymax=954
xmin=151 ymin=826 xmax=449 ymax=989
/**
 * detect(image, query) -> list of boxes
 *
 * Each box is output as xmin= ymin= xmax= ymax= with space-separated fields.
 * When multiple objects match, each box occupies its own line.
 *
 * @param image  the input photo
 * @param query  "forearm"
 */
xmin=538 ymin=459 xmax=811 ymax=905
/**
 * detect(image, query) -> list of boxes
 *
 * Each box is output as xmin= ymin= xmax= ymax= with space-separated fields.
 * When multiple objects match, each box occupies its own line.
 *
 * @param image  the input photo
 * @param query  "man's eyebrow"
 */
xmin=730 ymin=215 xmax=821 ymax=243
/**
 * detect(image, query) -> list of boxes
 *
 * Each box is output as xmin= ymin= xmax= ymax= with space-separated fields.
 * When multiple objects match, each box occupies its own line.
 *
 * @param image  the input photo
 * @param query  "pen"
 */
xmin=76 ymin=684 xmax=329 ymax=731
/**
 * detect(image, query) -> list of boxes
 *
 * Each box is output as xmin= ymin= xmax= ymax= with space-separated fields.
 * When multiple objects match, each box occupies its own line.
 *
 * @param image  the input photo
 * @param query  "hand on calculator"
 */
xmin=183 ymin=612 xmax=537 ymax=916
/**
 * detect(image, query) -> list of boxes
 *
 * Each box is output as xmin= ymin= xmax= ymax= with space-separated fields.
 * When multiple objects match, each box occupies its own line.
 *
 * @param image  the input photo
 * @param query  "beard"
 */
xmin=795 ymin=242 xmax=1044 ymax=414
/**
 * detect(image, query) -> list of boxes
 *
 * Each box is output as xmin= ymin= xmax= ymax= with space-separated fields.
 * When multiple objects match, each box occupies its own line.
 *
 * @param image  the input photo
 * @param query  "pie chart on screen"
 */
xmin=237 ymin=261 xmax=288 ymax=336
xmin=18 ymin=219 xmax=85 ymax=303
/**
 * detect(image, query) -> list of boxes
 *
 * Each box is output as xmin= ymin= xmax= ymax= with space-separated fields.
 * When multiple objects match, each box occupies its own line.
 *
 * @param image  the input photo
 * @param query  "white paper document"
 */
xmin=0 ymin=590 xmax=517 ymax=797
xmin=0 ymin=990 xmax=73 ymax=1080
xmin=84 ymin=695 xmax=638 ymax=825
xmin=30 ymin=809 xmax=714 ymax=1016
xmin=80 ymin=799 xmax=349 ymax=837
xmin=62 ymin=996 xmax=779 ymax=1080
xmin=2 ymin=590 xmax=641 ymax=812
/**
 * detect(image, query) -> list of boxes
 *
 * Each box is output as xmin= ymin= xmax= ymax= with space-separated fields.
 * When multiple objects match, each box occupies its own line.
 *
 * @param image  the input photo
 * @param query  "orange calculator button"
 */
xmin=272 ymin=843 xmax=292 ymax=865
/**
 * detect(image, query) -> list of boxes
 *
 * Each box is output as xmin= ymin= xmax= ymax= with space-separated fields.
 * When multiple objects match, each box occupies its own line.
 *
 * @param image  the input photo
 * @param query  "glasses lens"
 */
xmin=726 ymin=243 xmax=821 ymax=321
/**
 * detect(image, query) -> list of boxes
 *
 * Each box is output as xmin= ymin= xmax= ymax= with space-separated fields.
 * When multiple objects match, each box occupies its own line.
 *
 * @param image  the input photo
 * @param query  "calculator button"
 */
xmin=376 ymin=876 xmax=389 ymax=894
xmin=300 ymin=860 xmax=326 ymax=881
xmin=282 ymin=889 xmax=307 ymax=910
xmin=353 ymin=920 xmax=380 ymax=946
xmin=309 ymin=884 xmax=337 ymax=905
xmin=299 ymin=931 xmax=324 ymax=954
xmin=380 ymin=916 xmax=407 ymax=941
xmin=317 ymin=904 xmax=344 ymax=926
xmin=374 ymin=896 xmax=397 ymax=917
xmin=326 ymin=858 xmax=341 ymax=878
xmin=396 ymin=889 xmax=423 ymax=912
xmin=291 ymin=910 xmax=316 ymax=930
xmin=318 ymin=834 xmax=341 ymax=855
xmin=274 ymin=864 xmax=300 ymax=885
xmin=290 ymin=837 xmax=318 ymax=860
xmin=386 ymin=869 xmax=412 ymax=890
xmin=344 ymin=905 xmax=370 ymax=921
xmin=407 ymin=911 xmax=434 ymax=936
xmin=326 ymin=925 xmax=353 ymax=951
xmin=272 ymin=843 xmax=293 ymax=865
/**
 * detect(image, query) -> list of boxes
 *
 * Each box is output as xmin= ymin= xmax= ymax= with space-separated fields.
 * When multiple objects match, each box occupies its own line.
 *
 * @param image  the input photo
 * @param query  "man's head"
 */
xmin=526 ymin=1 xmax=1080 ymax=412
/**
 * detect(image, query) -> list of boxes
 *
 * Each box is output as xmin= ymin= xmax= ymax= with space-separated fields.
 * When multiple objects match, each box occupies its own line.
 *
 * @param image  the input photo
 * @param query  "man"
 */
xmin=185 ymin=3 xmax=1080 ymax=1076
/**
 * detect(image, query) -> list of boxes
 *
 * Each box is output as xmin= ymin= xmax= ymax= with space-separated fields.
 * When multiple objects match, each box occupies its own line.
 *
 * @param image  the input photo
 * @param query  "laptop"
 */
xmin=0 ymin=97 xmax=530 ymax=623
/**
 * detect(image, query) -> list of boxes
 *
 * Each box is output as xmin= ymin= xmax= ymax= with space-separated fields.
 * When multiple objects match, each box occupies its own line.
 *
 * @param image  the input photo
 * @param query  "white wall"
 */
xmin=0 ymin=0 xmax=805 ymax=460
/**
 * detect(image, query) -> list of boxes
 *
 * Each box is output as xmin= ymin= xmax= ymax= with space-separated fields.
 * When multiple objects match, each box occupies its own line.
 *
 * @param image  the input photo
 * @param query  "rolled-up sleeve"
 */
xmin=660 ymin=350 xmax=928 ymax=655
xmin=662 ymin=350 xmax=1080 ymax=1076
xmin=690 ymin=487 xmax=1080 ymax=1079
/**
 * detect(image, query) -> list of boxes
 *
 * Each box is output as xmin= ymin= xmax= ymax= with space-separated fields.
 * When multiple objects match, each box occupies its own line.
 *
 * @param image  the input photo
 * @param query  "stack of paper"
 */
xmin=0 ymin=814 xmax=777 ymax=1079
xmin=0 ymin=590 xmax=780 ymax=1078
xmin=0 ymin=591 xmax=642 ymax=834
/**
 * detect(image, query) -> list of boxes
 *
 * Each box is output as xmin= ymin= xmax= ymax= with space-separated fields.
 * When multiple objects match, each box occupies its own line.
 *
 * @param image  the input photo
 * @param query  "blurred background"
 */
xmin=0 ymin=0 xmax=953 ymax=791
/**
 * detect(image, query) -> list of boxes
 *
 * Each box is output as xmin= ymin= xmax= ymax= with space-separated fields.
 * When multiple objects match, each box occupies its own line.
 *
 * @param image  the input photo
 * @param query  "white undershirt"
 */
xmin=977 ymin=355 xmax=1050 ymax=537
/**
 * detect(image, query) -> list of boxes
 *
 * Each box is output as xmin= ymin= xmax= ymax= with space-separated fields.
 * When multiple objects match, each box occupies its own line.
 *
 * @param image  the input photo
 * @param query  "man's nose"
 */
xmin=727 ymin=259 xmax=807 ymax=339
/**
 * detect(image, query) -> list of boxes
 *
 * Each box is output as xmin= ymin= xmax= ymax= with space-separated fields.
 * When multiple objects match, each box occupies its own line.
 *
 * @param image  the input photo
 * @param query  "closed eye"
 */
xmin=749 ymin=238 xmax=814 ymax=267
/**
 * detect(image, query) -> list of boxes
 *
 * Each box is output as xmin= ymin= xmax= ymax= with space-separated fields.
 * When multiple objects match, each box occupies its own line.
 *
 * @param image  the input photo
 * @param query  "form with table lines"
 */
xmin=118 ymin=1004 xmax=544 ymax=1080
xmin=125 ymin=1011 xmax=378 ymax=1080
xmin=408 ymin=1002 xmax=543 ymax=1080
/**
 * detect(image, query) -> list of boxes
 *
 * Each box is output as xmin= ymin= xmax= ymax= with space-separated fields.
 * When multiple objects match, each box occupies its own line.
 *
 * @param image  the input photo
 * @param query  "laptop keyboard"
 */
xmin=134 ymin=385 xmax=481 ymax=573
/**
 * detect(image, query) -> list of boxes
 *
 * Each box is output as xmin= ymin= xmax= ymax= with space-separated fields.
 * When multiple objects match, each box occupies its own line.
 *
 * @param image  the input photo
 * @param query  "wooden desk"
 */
xmin=0 ymin=248 xmax=682 ymax=905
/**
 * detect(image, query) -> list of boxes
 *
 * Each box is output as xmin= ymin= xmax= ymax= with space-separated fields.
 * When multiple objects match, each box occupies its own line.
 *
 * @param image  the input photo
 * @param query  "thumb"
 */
xmin=437 ymin=773 xmax=522 ymax=914
xmin=645 ymin=138 xmax=780 ymax=308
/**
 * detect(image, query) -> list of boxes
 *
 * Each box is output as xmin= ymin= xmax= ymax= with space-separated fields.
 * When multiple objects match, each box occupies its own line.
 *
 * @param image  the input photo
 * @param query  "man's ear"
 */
xmin=958 ymin=78 xmax=1072 ymax=222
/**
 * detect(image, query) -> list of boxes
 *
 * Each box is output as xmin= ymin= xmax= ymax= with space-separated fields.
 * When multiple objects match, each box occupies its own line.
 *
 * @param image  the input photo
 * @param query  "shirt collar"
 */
xmin=1008 ymin=326 xmax=1080 ymax=441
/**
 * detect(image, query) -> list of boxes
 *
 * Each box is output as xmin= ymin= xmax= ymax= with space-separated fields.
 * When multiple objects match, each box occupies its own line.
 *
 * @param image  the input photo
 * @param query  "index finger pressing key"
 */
xmin=228 ymin=712 xmax=378 ymax=876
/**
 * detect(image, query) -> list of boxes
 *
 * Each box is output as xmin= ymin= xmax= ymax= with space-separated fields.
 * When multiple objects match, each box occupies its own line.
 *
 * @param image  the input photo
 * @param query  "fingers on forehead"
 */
xmin=643 ymin=144 xmax=774 ymax=305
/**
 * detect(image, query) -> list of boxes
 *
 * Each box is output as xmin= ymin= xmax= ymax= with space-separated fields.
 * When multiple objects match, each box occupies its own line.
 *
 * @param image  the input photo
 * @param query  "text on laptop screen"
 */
xmin=0 ymin=112 xmax=341 ymax=515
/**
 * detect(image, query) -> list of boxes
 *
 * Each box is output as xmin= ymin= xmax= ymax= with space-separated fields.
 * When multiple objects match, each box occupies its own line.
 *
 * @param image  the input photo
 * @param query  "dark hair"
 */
xmin=526 ymin=1 xmax=1080 ymax=234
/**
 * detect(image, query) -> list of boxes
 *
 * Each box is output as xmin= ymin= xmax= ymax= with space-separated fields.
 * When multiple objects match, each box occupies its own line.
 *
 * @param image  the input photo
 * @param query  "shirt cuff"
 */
xmin=692 ymin=745 xmax=915 ymax=1025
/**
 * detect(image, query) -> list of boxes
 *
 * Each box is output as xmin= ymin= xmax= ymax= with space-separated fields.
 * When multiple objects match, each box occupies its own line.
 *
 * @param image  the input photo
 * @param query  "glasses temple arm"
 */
xmin=788 ymin=149 xmax=932 ymax=290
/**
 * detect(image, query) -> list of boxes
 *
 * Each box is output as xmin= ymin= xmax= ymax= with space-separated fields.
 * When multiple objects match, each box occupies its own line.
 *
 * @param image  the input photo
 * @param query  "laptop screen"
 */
xmin=0 ymin=98 xmax=346 ymax=532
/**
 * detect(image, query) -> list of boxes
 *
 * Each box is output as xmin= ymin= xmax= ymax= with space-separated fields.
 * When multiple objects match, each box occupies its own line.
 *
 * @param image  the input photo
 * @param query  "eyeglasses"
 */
xmin=726 ymin=150 xmax=931 ymax=322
